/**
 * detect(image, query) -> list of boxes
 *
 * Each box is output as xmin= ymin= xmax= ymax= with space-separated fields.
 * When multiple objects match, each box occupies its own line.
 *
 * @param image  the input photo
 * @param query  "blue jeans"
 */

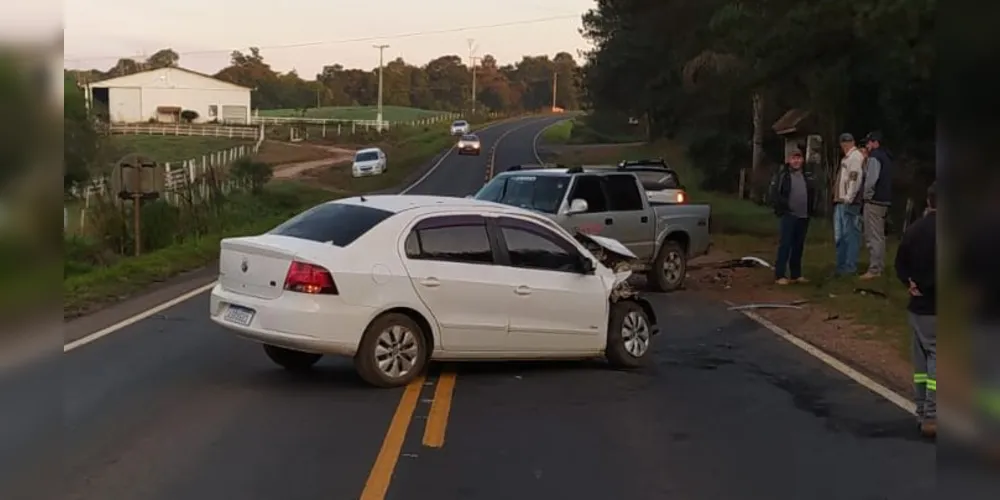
xmin=775 ymin=215 xmax=810 ymax=279
xmin=833 ymin=203 xmax=862 ymax=275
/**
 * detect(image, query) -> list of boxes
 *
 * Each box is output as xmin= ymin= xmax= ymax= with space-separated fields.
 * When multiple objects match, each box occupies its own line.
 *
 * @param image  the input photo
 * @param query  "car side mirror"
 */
xmin=577 ymin=255 xmax=595 ymax=274
xmin=566 ymin=198 xmax=588 ymax=215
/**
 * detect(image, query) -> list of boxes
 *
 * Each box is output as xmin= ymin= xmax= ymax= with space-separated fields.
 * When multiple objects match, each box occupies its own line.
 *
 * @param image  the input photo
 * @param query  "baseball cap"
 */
xmin=863 ymin=131 xmax=883 ymax=143
xmin=788 ymin=149 xmax=803 ymax=157
xmin=838 ymin=132 xmax=854 ymax=142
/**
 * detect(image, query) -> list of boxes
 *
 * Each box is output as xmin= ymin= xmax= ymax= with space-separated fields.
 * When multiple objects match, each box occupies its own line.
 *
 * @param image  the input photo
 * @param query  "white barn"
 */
xmin=85 ymin=67 xmax=252 ymax=124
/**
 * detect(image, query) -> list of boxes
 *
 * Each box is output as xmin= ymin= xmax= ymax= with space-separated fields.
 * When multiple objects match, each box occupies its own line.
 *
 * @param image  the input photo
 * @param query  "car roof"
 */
xmin=492 ymin=165 xmax=635 ymax=177
xmin=356 ymin=147 xmax=382 ymax=154
xmin=333 ymin=194 xmax=534 ymax=216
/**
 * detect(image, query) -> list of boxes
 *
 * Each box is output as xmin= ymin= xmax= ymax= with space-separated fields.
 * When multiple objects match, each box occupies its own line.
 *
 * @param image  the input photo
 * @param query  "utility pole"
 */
xmin=373 ymin=44 xmax=389 ymax=131
xmin=470 ymin=56 xmax=480 ymax=115
xmin=551 ymin=71 xmax=558 ymax=111
xmin=467 ymin=39 xmax=477 ymax=115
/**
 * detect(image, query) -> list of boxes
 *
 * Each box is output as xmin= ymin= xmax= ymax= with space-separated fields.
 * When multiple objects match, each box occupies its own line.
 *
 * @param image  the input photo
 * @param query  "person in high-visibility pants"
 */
xmin=894 ymin=182 xmax=937 ymax=438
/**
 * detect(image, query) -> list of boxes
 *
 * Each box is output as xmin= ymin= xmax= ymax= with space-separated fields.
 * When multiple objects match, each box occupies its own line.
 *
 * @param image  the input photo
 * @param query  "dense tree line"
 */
xmin=580 ymin=0 xmax=933 ymax=218
xmin=67 ymin=47 xmax=582 ymax=113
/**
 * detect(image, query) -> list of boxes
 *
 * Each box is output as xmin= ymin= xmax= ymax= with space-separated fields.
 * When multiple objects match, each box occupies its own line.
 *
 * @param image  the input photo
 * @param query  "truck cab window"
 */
xmin=568 ymin=175 xmax=608 ymax=212
xmin=604 ymin=174 xmax=644 ymax=211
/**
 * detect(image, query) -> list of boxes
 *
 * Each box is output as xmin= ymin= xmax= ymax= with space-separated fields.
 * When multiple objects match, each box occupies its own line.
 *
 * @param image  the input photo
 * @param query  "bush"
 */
xmin=230 ymin=158 xmax=274 ymax=193
xmin=180 ymin=109 xmax=199 ymax=123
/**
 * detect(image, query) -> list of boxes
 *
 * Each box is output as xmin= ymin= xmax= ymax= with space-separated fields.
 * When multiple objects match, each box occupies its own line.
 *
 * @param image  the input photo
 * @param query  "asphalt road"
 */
xmin=7 ymin=116 xmax=936 ymax=500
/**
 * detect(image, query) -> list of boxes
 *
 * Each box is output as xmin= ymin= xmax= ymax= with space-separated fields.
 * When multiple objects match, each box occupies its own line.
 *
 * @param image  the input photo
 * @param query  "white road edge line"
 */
xmin=532 ymin=118 xmax=570 ymax=164
xmin=724 ymin=300 xmax=917 ymax=415
xmin=65 ymin=282 xmax=217 ymax=352
xmin=64 ymin=116 xmax=532 ymax=352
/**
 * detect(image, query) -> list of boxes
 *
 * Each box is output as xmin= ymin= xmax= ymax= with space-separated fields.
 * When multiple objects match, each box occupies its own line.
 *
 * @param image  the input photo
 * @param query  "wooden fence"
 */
xmin=110 ymin=123 xmax=262 ymax=140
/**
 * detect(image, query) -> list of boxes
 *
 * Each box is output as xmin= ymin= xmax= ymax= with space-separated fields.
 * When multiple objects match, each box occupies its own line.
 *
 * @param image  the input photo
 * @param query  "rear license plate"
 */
xmin=223 ymin=305 xmax=255 ymax=326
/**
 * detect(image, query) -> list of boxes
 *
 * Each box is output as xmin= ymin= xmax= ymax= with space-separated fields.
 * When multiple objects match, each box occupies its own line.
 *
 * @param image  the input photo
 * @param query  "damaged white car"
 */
xmin=210 ymin=194 xmax=658 ymax=388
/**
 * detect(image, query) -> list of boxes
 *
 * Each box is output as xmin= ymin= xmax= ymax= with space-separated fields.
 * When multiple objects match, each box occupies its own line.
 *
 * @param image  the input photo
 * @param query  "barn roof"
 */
xmin=88 ymin=66 xmax=252 ymax=90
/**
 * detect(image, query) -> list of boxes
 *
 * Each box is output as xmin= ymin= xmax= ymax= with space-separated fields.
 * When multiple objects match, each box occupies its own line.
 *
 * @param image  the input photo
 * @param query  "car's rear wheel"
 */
xmin=605 ymin=301 xmax=652 ymax=368
xmin=263 ymin=344 xmax=323 ymax=372
xmin=355 ymin=313 xmax=429 ymax=388
xmin=649 ymin=240 xmax=686 ymax=292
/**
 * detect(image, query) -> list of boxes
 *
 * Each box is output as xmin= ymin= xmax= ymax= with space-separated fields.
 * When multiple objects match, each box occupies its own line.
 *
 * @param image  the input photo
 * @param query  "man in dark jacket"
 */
xmin=894 ymin=182 xmax=936 ymax=438
xmin=861 ymin=131 xmax=894 ymax=279
xmin=770 ymin=149 xmax=816 ymax=285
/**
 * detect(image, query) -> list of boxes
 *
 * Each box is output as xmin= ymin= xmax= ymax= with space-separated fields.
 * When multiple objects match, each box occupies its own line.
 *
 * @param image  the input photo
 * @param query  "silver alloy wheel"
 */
xmin=621 ymin=310 xmax=651 ymax=357
xmin=662 ymin=251 xmax=683 ymax=284
xmin=374 ymin=325 xmax=420 ymax=379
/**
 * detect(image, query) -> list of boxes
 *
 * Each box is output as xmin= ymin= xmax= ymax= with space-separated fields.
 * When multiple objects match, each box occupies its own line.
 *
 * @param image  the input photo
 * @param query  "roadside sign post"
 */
xmin=115 ymin=155 xmax=160 ymax=257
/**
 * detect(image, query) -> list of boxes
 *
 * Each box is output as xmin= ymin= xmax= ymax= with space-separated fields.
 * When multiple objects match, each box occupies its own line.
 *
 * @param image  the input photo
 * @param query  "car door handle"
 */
xmin=419 ymin=278 xmax=441 ymax=288
xmin=640 ymin=216 xmax=649 ymax=223
xmin=605 ymin=218 xmax=614 ymax=225
xmin=514 ymin=285 xmax=532 ymax=296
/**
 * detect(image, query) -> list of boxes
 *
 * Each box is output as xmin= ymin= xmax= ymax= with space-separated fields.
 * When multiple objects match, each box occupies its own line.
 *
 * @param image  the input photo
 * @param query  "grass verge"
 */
xmin=540 ymin=119 xmax=574 ymax=144
xmin=110 ymin=135 xmax=252 ymax=163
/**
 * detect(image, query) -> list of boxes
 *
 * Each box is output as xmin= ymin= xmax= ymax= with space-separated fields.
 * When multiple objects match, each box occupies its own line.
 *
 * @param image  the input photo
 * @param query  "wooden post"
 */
xmin=738 ymin=168 xmax=747 ymax=200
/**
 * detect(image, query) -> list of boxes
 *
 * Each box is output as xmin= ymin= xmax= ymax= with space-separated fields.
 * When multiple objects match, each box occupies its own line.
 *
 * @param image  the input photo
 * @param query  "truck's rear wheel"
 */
xmin=649 ymin=240 xmax=687 ymax=292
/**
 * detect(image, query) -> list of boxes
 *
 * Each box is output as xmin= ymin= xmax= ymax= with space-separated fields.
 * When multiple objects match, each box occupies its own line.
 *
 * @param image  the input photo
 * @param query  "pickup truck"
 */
xmin=473 ymin=164 xmax=712 ymax=291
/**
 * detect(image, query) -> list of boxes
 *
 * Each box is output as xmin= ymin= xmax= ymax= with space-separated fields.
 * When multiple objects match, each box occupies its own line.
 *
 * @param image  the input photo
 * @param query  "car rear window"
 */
xmin=631 ymin=169 xmax=680 ymax=190
xmin=355 ymin=151 xmax=379 ymax=162
xmin=269 ymin=203 xmax=394 ymax=246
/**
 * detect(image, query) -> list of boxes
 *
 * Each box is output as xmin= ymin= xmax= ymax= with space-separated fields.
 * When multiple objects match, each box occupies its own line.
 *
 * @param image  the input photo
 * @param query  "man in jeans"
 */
xmin=894 ymin=182 xmax=936 ymax=438
xmin=861 ymin=131 xmax=893 ymax=279
xmin=770 ymin=149 xmax=815 ymax=285
xmin=833 ymin=133 xmax=865 ymax=276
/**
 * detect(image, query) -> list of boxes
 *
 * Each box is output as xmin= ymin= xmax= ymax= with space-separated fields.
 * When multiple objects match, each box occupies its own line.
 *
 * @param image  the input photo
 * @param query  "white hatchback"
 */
xmin=449 ymin=120 xmax=470 ymax=136
xmin=351 ymin=147 xmax=386 ymax=177
xmin=210 ymin=195 xmax=659 ymax=387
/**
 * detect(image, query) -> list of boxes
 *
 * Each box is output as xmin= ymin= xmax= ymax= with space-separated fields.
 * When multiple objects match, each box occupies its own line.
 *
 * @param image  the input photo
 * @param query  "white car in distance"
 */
xmin=351 ymin=147 xmax=386 ymax=178
xmin=450 ymin=120 xmax=470 ymax=136
xmin=210 ymin=195 xmax=659 ymax=388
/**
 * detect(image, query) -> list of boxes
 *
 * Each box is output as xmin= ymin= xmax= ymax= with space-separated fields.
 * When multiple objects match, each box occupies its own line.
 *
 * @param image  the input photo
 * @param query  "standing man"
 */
xmin=894 ymin=182 xmax=936 ymax=438
xmin=770 ymin=149 xmax=815 ymax=285
xmin=861 ymin=131 xmax=893 ymax=279
xmin=833 ymin=133 xmax=865 ymax=276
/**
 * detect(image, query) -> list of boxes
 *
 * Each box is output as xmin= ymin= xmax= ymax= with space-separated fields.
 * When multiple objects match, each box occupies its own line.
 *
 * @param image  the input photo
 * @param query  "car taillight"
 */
xmin=676 ymin=191 xmax=687 ymax=203
xmin=283 ymin=261 xmax=338 ymax=294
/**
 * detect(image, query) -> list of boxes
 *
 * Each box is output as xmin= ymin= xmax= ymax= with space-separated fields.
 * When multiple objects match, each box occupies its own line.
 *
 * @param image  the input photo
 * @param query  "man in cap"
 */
xmin=769 ymin=148 xmax=816 ymax=284
xmin=833 ymin=132 xmax=865 ymax=276
xmin=861 ymin=131 xmax=893 ymax=279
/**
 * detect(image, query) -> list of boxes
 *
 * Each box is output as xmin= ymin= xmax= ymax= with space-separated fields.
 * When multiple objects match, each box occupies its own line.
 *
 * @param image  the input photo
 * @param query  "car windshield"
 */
xmin=269 ymin=202 xmax=394 ymax=246
xmin=452 ymin=121 xmax=467 ymax=127
xmin=355 ymin=151 xmax=379 ymax=162
xmin=461 ymin=135 xmax=478 ymax=141
xmin=474 ymin=175 xmax=570 ymax=214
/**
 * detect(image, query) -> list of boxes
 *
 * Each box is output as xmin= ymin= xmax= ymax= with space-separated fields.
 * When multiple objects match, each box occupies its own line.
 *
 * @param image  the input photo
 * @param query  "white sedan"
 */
xmin=210 ymin=195 xmax=658 ymax=387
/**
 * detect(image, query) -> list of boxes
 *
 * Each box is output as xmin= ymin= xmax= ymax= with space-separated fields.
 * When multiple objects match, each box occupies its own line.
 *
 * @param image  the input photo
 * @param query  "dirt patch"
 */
xmin=254 ymin=140 xmax=354 ymax=167
xmin=685 ymin=252 xmax=913 ymax=395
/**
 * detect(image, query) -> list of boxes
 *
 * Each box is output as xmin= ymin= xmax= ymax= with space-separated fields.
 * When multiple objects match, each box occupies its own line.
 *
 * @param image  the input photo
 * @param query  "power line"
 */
xmin=64 ymin=15 xmax=581 ymax=64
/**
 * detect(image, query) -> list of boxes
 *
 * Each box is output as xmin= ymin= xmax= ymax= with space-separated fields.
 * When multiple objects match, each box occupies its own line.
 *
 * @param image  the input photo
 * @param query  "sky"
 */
xmin=61 ymin=0 xmax=596 ymax=75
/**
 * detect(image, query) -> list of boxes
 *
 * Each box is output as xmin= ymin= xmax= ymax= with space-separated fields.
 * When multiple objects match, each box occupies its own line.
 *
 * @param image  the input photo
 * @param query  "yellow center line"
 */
xmin=359 ymin=375 xmax=426 ymax=500
xmin=422 ymin=371 xmax=457 ymax=448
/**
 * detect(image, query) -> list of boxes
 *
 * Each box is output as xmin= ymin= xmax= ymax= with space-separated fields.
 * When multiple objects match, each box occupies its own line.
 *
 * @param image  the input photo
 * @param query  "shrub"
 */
xmin=180 ymin=109 xmax=199 ymax=123
xmin=230 ymin=158 xmax=274 ymax=193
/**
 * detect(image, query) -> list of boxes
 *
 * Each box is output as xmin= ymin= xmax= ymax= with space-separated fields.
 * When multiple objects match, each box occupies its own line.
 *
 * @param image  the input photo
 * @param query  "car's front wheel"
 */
xmin=355 ymin=313 xmax=429 ymax=388
xmin=605 ymin=301 xmax=652 ymax=368
xmin=263 ymin=344 xmax=323 ymax=372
